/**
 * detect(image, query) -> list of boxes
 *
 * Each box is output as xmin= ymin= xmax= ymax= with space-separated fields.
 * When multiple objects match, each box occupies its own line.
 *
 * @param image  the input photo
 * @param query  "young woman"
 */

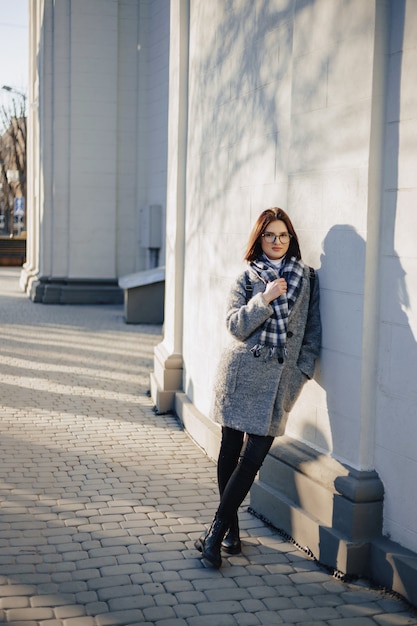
xmin=195 ymin=207 xmax=321 ymax=568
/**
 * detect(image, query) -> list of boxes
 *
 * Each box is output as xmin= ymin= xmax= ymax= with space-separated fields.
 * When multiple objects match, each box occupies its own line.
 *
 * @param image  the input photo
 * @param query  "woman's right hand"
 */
xmin=262 ymin=278 xmax=287 ymax=305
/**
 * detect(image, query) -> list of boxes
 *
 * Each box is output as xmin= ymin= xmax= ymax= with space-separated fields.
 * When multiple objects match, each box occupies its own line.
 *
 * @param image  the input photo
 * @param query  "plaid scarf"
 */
xmin=249 ymin=254 xmax=305 ymax=358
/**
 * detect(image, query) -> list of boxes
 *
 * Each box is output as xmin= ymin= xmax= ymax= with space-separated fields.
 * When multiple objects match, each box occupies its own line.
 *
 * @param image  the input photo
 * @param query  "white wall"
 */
xmin=182 ymin=0 xmax=375 ymax=462
xmin=178 ymin=0 xmax=417 ymax=554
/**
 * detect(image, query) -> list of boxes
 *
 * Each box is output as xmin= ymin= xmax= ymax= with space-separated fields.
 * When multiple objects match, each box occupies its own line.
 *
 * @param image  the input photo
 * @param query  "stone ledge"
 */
xmin=118 ymin=267 xmax=165 ymax=324
xmin=370 ymin=537 xmax=417 ymax=607
xmin=29 ymin=277 xmax=123 ymax=304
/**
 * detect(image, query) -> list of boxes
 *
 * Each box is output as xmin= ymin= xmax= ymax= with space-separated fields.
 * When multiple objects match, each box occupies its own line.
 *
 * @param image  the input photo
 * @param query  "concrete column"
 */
xmin=150 ymin=0 xmax=189 ymax=413
xmin=20 ymin=0 xmax=124 ymax=304
xmin=20 ymin=0 xmax=44 ymax=293
xmin=359 ymin=0 xmax=390 ymax=470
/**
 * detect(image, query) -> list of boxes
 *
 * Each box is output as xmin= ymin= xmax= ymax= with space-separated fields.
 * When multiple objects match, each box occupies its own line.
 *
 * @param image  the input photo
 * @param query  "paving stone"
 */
xmin=290 ymin=571 xmax=335 ymax=584
xmin=153 ymin=592 xmax=178 ymax=607
xmin=58 ymin=581 xmax=88 ymax=594
xmin=164 ymin=580 xmax=194 ymax=593
xmin=0 ymin=596 xmax=29 ymax=609
xmin=296 ymin=622 xmax=329 ymax=626
xmin=6 ymin=607 xmax=54 ymax=621
xmin=373 ymin=614 xmax=417 ymax=625
xmin=262 ymin=596 xmax=296 ymax=611
xmin=85 ymin=575 xmax=131 ymax=590
xmin=328 ymin=617 xmax=375 ymax=626
xmin=339 ymin=603 xmax=389 ymax=618
xmin=174 ymin=604 xmax=200 ymax=619
xmin=292 ymin=595 xmax=316 ymax=609
xmin=30 ymin=593 xmax=76 ymax=606
xmin=377 ymin=599 xmax=415 ymax=614
xmin=254 ymin=610 xmax=284 ymax=624
xmin=307 ymin=606 xmax=343 ymax=620
xmin=231 ymin=612 xmax=262 ymax=625
xmin=240 ymin=598 xmax=267 ymax=612
xmin=62 ymin=618 xmax=96 ymax=626
xmin=196 ymin=600 xmax=243 ymax=614
xmin=108 ymin=595 xmax=155 ymax=611
xmin=246 ymin=584 xmax=282 ymax=599
xmin=188 ymin=616 xmax=237 ymax=626
xmin=151 ymin=570 xmax=181 ymax=584
xmin=313 ymin=592 xmax=346 ymax=607
xmin=142 ymin=605 xmax=177 ymax=622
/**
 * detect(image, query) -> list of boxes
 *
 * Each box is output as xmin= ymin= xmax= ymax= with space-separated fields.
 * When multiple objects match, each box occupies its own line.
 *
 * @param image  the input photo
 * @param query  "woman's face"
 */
xmin=260 ymin=219 xmax=291 ymax=260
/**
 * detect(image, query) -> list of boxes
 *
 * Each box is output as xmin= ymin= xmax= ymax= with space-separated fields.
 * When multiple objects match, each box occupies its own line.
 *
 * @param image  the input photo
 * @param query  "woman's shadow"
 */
xmin=318 ymin=224 xmax=416 ymax=467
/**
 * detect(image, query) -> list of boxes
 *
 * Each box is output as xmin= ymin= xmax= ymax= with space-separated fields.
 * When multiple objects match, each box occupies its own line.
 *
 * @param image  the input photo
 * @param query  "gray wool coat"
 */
xmin=211 ymin=264 xmax=321 ymax=437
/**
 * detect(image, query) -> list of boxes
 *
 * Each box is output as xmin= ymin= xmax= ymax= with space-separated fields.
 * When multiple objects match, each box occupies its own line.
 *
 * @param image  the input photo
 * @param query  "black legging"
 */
xmin=216 ymin=426 xmax=274 ymax=522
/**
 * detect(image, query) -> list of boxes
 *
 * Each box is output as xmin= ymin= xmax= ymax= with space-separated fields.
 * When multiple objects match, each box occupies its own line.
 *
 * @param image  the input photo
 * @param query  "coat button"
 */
xmin=278 ymin=357 xmax=284 ymax=364
xmin=287 ymin=331 xmax=293 ymax=338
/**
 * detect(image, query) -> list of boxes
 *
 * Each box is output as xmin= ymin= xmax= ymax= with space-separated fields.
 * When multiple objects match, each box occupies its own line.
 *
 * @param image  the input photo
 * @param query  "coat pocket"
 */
xmin=214 ymin=348 xmax=243 ymax=396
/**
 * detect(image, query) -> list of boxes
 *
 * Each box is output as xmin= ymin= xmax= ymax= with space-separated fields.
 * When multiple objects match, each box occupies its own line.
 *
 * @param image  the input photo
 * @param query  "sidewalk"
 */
xmin=0 ymin=267 xmax=416 ymax=626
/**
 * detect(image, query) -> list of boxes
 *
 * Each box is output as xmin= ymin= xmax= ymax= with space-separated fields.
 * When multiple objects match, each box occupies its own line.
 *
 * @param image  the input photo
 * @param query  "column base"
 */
xmin=150 ymin=342 xmax=183 ymax=413
xmin=25 ymin=276 xmax=123 ymax=304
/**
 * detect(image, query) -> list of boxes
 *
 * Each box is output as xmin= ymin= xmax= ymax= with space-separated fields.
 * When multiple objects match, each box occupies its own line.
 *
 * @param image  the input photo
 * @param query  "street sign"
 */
xmin=14 ymin=197 xmax=25 ymax=217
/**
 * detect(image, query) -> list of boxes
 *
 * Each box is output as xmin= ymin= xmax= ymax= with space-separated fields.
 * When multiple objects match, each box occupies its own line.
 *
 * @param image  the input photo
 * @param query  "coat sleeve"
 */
xmin=297 ymin=272 xmax=322 ymax=379
xmin=226 ymin=273 xmax=272 ymax=341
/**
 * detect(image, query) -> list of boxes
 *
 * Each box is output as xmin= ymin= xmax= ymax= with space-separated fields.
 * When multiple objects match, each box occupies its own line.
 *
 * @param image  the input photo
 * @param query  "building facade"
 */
xmin=25 ymin=0 xmax=417 ymax=605
xmin=21 ymin=0 xmax=169 ymax=303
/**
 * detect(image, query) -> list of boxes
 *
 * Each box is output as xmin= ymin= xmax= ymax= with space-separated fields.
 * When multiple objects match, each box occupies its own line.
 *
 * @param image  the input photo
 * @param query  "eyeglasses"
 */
xmin=261 ymin=232 xmax=292 ymax=244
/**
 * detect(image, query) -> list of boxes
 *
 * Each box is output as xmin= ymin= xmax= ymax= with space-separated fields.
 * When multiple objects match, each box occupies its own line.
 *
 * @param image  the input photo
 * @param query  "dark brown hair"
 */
xmin=244 ymin=207 xmax=301 ymax=262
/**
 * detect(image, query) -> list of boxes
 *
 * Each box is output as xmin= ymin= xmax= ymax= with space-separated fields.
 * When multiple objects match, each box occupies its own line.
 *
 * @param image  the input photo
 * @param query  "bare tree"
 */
xmin=0 ymin=96 xmax=27 ymax=235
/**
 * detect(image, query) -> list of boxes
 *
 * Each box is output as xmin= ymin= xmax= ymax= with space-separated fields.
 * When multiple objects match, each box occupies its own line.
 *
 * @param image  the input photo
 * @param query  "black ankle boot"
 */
xmin=195 ymin=517 xmax=229 ymax=568
xmin=221 ymin=516 xmax=241 ymax=554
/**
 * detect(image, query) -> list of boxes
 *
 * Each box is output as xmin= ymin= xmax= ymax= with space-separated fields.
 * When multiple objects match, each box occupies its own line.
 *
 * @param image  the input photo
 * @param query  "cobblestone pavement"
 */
xmin=0 ymin=267 xmax=416 ymax=626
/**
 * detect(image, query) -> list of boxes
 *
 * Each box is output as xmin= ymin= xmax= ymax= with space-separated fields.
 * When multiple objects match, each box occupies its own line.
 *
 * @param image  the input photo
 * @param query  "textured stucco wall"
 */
xmin=182 ymin=0 xmax=374 ymax=459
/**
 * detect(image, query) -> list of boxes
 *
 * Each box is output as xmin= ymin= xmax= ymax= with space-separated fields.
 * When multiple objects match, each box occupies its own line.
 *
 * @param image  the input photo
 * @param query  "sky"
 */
xmin=0 ymin=0 xmax=28 ymax=109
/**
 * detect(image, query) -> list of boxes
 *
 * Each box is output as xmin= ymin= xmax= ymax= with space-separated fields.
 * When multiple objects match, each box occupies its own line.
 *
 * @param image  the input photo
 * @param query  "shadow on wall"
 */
xmin=317 ymin=224 xmax=367 ymax=464
xmin=318 ymin=223 xmax=416 ymax=462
